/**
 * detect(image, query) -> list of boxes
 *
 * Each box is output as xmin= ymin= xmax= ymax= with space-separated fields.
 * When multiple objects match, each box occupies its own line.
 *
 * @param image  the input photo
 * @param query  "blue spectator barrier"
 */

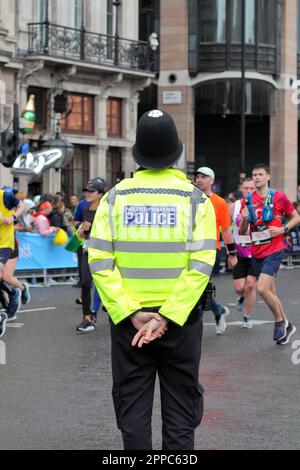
xmin=15 ymin=232 xmax=77 ymax=271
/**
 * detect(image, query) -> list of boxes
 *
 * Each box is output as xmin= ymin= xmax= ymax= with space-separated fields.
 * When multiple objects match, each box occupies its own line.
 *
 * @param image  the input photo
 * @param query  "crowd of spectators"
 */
xmin=14 ymin=191 xmax=79 ymax=236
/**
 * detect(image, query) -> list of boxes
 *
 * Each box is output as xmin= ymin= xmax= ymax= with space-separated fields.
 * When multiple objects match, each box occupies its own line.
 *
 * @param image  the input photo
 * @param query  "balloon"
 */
xmin=20 ymin=143 xmax=30 ymax=154
xmin=53 ymin=229 xmax=68 ymax=246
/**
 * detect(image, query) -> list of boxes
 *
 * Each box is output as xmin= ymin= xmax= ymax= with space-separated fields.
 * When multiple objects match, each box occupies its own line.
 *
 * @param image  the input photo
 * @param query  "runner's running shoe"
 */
xmin=236 ymin=296 xmax=245 ymax=312
xmin=76 ymin=319 xmax=96 ymax=333
xmin=276 ymin=323 xmax=296 ymax=345
xmin=0 ymin=310 xmax=8 ymax=338
xmin=273 ymin=319 xmax=288 ymax=342
xmin=21 ymin=282 xmax=30 ymax=305
xmin=241 ymin=316 xmax=253 ymax=329
xmin=215 ymin=306 xmax=230 ymax=335
xmin=7 ymin=288 xmax=21 ymax=320
xmin=91 ymin=311 xmax=97 ymax=324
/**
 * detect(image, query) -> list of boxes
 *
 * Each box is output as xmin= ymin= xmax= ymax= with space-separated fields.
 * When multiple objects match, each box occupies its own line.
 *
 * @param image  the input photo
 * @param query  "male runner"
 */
xmin=240 ymin=164 xmax=299 ymax=345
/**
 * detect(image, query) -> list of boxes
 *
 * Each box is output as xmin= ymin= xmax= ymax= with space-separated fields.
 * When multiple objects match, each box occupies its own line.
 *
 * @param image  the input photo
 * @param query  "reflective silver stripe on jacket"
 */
xmin=106 ymin=187 xmax=117 ymax=249
xmin=116 ymin=188 xmax=192 ymax=197
xmin=89 ymin=238 xmax=216 ymax=253
xmin=89 ymin=238 xmax=113 ymax=252
xmin=89 ymin=259 xmax=114 ymax=273
xmin=118 ymin=267 xmax=184 ymax=279
xmin=187 ymin=239 xmax=216 ymax=252
xmin=189 ymin=260 xmax=214 ymax=276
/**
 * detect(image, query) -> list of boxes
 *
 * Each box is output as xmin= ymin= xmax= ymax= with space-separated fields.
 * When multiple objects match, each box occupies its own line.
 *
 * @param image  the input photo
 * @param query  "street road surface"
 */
xmin=0 ymin=268 xmax=299 ymax=450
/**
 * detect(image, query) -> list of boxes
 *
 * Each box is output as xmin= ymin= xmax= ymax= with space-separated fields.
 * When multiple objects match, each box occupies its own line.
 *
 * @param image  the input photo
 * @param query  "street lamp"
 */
xmin=41 ymin=122 xmax=74 ymax=170
xmin=113 ymin=0 xmax=122 ymax=66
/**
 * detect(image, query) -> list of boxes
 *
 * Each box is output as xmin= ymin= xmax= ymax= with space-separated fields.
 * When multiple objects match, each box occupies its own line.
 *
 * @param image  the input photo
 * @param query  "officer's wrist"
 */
xmin=131 ymin=310 xmax=141 ymax=318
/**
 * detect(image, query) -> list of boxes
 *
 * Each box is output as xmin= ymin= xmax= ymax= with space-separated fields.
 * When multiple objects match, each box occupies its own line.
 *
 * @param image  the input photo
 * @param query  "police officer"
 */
xmin=89 ymin=110 xmax=216 ymax=450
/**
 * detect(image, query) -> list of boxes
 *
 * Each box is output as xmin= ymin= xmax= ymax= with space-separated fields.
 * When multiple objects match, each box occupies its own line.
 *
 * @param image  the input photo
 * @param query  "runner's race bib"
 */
xmin=251 ymin=230 xmax=272 ymax=246
xmin=237 ymin=235 xmax=252 ymax=247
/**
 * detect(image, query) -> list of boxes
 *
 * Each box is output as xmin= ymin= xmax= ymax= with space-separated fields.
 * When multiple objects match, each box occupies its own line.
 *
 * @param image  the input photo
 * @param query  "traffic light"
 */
xmin=0 ymin=130 xmax=17 ymax=168
xmin=54 ymin=92 xmax=68 ymax=114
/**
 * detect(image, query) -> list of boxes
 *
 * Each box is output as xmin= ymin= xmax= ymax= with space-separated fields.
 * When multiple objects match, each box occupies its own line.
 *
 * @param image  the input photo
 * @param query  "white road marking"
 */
xmin=204 ymin=320 xmax=274 ymax=327
xmin=6 ymin=323 xmax=24 ymax=328
xmin=19 ymin=307 xmax=57 ymax=313
xmin=5 ymin=307 xmax=57 ymax=329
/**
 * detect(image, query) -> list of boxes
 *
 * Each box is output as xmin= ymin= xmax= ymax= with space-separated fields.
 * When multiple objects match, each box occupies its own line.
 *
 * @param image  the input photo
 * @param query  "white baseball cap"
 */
xmin=195 ymin=166 xmax=215 ymax=181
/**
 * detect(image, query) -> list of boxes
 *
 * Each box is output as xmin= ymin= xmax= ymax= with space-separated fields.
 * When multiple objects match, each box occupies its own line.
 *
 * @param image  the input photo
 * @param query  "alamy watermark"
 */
xmin=0 ymin=340 xmax=6 ymax=365
xmin=291 ymin=339 xmax=300 ymax=365
xmin=291 ymin=80 xmax=300 ymax=105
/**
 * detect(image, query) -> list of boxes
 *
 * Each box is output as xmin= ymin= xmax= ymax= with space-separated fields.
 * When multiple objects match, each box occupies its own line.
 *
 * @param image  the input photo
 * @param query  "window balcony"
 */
xmin=27 ymin=22 xmax=155 ymax=74
xmin=195 ymin=43 xmax=278 ymax=76
xmin=189 ymin=0 xmax=280 ymax=78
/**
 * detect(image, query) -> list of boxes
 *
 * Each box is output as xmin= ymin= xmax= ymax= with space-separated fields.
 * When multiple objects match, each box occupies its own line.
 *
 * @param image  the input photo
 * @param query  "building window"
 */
xmin=198 ymin=0 xmax=277 ymax=46
xmin=194 ymin=0 xmax=279 ymax=75
xmin=107 ymin=0 xmax=114 ymax=58
xmin=258 ymin=0 xmax=276 ymax=45
xmin=139 ymin=0 xmax=160 ymax=41
xmin=27 ymin=86 xmax=48 ymax=130
xmin=74 ymin=0 xmax=83 ymax=29
xmin=61 ymin=146 xmax=90 ymax=202
xmin=107 ymin=0 xmax=114 ymax=35
xmin=107 ymin=98 xmax=122 ymax=137
xmin=106 ymin=147 xmax=123 ymax=187
xmin=199 ymin=0 xmax=227 ymax=43
xmin=61 ymin=94 xmax=94 ymax=134
xmin=37 ymin=0 xmax=48 ymax=22
xmin=231 ymin=0 xmax=255 ymax=44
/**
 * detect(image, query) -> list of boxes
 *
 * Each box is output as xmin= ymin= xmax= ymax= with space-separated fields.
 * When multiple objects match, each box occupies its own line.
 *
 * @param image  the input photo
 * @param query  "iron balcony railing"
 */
xmin=27 ymin=22 xmax=156 ymax=73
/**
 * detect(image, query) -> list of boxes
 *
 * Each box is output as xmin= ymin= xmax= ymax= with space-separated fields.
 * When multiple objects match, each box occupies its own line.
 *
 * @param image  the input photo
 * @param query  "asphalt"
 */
xmin=0 ymin=267 xmax=299 ymax=450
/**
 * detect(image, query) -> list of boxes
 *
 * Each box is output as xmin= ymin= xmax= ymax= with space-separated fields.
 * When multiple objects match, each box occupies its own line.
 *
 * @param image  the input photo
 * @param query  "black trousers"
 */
xmin=110 ymin=308 xmax=204 ymax=450
xmin=81 ymin=252 xmax=93 ymax=316
xmin=77 ymin=246 xmax=83 ymax=285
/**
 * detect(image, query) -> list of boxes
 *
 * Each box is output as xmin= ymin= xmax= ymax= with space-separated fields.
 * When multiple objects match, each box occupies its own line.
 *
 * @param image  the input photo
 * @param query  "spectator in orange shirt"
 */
xmin=195 ymin=167 xmax=238 ymax=335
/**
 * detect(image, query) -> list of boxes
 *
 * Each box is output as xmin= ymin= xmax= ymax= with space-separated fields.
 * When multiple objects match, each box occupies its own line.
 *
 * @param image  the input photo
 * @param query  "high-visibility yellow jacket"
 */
xmin=88 ymin=169 xmax=216 ymax=326
xmin=0 ymin=190 xmax=15 ymax=250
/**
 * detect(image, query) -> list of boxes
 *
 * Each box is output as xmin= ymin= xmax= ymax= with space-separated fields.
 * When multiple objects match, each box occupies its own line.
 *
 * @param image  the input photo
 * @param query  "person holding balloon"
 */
xmin=33 ymin=201 xmax=60 ymax=236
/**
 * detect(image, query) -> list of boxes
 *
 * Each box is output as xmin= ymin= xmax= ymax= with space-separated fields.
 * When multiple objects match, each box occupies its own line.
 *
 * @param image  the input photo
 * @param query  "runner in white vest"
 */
xmin=231 ymin=178 xmax=257 ymax=329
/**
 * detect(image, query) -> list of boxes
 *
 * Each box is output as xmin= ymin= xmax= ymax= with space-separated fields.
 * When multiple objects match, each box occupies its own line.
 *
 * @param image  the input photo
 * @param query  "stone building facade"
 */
xmin=154 ymin=0 xmax=299 ymax=200
xmin=0 ymin=0 xmax=155 ymax=197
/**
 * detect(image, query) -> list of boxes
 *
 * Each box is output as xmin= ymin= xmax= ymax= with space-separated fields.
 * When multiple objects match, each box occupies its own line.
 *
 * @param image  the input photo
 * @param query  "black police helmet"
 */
xmin=83 ymin=177 xmax=106 ymax=194
xmin=132 ymin=110 xmax=184 ymax=170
